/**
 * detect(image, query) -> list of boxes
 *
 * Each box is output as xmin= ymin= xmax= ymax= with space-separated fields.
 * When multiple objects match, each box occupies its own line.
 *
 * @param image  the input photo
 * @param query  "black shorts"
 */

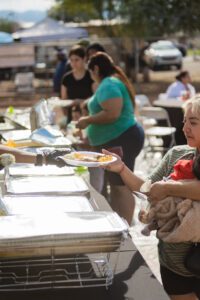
xmin=160 ymin=265 xmax=200 ymax=296
xmin=96 ymin=123 xmax=144 ymax=185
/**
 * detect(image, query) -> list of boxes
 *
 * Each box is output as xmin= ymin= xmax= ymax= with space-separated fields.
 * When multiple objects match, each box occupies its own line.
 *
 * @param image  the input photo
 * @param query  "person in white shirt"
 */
xmin=166 ymin=71 xmax=196 ymax=100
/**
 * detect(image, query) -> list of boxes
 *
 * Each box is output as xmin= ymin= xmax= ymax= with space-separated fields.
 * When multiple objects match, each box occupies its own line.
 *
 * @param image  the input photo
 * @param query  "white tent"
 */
xmin=13 ymin=18 xmax=88 ymax=43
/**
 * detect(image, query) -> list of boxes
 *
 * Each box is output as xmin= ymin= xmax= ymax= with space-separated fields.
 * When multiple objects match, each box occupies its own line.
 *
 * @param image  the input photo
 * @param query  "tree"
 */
xmin=119 ymin=0 xmax=200 ymax=37
xmin=48 ymin=0 xmax=119 ymax=22
xmin=48 ymin=0 xmax=200 ymax=37
xmin=0 ymin=19 xmax=17 ymax=33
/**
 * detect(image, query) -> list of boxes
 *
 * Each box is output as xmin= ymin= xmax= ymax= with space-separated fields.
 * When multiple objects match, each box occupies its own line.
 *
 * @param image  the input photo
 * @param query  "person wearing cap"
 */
xmin=166 ymin=71 xmax=196 ymax=100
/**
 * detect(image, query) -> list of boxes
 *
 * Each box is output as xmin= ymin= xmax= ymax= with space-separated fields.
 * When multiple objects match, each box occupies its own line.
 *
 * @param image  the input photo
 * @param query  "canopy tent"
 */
xmin=12 ymin=18 xmax=88 ymax=43
xmin=0 ymin=32 xmax=13 ymax=44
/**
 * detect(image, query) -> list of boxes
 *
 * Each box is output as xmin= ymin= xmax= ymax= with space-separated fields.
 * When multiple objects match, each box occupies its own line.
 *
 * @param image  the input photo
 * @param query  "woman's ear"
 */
xmin=94 ymin=65 xmax=99 ymax=75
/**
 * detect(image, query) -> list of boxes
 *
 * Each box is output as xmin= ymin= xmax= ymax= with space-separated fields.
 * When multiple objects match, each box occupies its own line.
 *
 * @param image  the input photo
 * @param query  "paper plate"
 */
xmin=60 ymin=151 xmax=117 ymax=167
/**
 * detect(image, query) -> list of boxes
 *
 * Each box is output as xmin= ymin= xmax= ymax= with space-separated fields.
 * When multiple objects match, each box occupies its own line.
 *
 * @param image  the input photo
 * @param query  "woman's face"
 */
xmin=70 ymin=54 xmax=85 ymax=71
xmin=183 ymin=107 xmax=200 ymax=150
xmin=181 ymin=74 xmax=191 ymax=84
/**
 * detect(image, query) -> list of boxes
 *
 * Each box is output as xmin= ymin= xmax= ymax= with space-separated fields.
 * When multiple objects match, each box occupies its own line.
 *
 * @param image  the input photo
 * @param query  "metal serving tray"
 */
xmin=8 ymin=163 xmax=74 ymax=177
xmin=2 ymin=195 xmax=96 ymax=215
xmin=30 ymin=132 xmax=72 ymax=147
xmin=5 ymin=175 xmax=89 ymax=195
xmin=0 ymin=212 xmax=128 ymax=258
xmin=2 ymin=130 xmax=31 ymax=141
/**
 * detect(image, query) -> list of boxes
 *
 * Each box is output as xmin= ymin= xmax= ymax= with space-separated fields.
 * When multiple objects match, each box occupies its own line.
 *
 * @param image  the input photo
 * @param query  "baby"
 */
xmin=139 ymin=154 xmax=200 ymax=237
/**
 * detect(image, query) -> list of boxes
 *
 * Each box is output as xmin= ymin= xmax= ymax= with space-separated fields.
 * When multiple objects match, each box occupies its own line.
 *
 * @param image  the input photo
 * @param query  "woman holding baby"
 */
xmin=103 ymin=95 xmax=200 ymax=300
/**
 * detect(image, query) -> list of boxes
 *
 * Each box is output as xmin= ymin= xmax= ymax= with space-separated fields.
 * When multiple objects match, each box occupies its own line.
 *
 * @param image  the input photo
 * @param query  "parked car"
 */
xmin=144 ymin=40 xmax=182 ymax=70
xmin=173 ymin=42 xmax=187 ymax=57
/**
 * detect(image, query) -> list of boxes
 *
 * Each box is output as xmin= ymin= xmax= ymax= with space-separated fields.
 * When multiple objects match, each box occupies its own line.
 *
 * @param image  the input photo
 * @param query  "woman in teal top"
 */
xmin=87 ymin=76 xmax=136 ymax=146
xmin=77 ymin=52 xmax=144 ymax=224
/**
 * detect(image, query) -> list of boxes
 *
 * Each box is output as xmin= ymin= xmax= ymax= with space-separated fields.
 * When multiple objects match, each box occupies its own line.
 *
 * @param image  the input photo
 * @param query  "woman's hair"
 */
xmin=183 ymin=94 xmax=200 ymax=179
xmin=175 ymin=71 xmax=189 ymax=81
xmin=69 ymin=45 xmax=86 ymax=59
xmin=193 ymin=154 xmax=200 ymax=180
xmin=183 ymin=94 xmax=200 ymax=116
xmin=88 ymin=52 xmax=135 ymax=107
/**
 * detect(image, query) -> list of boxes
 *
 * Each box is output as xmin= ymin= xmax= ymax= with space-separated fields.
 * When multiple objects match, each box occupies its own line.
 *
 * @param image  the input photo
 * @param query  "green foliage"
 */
xmin=48 ymin=0 xmax=118 ymax=21
xmin=0 ymin=19 xmax=16 ymax=33
xmin=49 ymin=0 xmax=100 ymax=21
xmin=49 ymin=0 xmax=200 ymax=37
xmin=119 ymin=0 xmax=200 ymax=37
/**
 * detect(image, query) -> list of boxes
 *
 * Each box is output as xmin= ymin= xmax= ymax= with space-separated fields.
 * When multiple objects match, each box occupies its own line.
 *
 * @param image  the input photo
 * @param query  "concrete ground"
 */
xmin=130 ymin=150 xmax=163 ymax=283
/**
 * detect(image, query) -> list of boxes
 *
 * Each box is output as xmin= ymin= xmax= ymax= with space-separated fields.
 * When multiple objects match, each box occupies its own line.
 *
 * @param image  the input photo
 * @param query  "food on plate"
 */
xmin=65 ymin=152 xmax=113 ymax=163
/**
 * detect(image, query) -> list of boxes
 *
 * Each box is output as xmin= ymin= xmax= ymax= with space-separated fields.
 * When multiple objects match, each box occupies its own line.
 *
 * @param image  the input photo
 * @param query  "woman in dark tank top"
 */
xmin=61 ymin=45 xmax=94 ymax=101
xmin=61 ymin=45 xmax=94 ymax=122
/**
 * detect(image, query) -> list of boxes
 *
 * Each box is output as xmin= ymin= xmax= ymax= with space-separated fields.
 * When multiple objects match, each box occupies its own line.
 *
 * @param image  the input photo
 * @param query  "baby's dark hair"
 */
xmin=192 ymin=154 xmax=200 ymax=180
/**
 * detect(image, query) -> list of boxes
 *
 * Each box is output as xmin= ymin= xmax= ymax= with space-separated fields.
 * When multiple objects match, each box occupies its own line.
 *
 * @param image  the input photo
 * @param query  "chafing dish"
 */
xmin=5 ymin=175 xmax=89 ymax=195
xmin=0 ymin=212 xmax=128 ymax=258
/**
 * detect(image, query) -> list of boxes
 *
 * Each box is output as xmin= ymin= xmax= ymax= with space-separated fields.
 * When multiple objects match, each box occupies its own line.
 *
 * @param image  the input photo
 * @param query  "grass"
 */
xmin=187 ymin=49 xmax=200 ymax=56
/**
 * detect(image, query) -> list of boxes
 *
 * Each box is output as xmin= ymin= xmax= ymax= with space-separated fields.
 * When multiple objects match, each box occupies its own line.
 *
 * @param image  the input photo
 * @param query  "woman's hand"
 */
xmin=73 ymin=99 xmax=82 ymax=106
xmin=76 ymin=116 xmax=90 ymax=129
xmin=102 ymin=149 xmax=125 ymax=173
xmin=80 ymin=99 xmax=88 ymax=109
xmin=148 ymin=181 xmax=168 ymax=203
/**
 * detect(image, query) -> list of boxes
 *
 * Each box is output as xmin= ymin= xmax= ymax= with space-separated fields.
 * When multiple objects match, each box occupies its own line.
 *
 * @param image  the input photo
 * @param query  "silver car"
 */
xmin=144 ymin=40 xmax=182 ymax=70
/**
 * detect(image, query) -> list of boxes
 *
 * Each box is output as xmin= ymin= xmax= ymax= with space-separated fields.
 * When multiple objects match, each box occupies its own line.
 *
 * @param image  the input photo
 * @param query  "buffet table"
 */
xmin=0 ymin=103 xmax=170 ymax=299
xmin=0 ymin=182 xmax=169 ymax=300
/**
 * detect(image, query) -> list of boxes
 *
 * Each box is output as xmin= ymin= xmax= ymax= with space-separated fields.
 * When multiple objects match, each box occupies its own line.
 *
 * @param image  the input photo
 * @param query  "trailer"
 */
xmin=0 ymin=43 xmax=35 ymax=79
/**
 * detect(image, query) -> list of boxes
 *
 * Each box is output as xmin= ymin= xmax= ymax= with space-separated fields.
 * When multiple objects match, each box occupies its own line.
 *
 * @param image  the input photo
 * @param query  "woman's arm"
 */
xmin=102 ymin=149 xmax=144 ymax=192
xmin=92 ymin=82 xmax=98 ymax=93
xmin=77 ymin=98 xmax=123 ymax=129
xmin=61 ymin=84 xmax=68 ymax=99
xmin=149 ymin=180 xmax=200 ymax=203
xmin=90 ymin=97 xmax=123 ymax=123
xmin=0 ymin=145 xmax=36 ymax=164
xmin=0 ymin=146 xmax=70 ymax=167
xmin=119 ymin=165 xmax=144 ymax=192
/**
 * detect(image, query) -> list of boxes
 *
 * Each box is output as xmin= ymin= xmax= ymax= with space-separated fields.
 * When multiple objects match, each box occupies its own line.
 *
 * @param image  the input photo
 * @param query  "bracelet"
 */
xmin=118 ymin=162 xmax=125 ymax=174
xmin=35 ymin=154 xmax=44 ymax=166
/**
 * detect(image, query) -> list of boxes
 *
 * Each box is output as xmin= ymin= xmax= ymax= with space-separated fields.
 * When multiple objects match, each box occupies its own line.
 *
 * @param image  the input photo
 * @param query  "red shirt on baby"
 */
xmin=170 ymin=159 xmax=195 ymax=180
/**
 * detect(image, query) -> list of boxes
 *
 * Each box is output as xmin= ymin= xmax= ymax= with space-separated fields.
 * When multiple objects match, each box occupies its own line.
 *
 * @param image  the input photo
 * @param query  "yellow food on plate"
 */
xmin=67 ymin=152 xmax=113 ymax=163
xmin=73 ymin=153 xmax=86 ymax=160
xmin=97 ymin=155 xmax=113 ymax=162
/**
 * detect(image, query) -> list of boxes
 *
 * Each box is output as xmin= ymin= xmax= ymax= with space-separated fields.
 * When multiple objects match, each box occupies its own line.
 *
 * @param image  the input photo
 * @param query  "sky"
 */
xmin=0 ymin=0 xmax=56 ymax=11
